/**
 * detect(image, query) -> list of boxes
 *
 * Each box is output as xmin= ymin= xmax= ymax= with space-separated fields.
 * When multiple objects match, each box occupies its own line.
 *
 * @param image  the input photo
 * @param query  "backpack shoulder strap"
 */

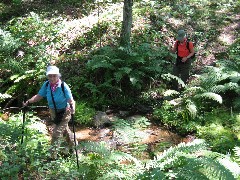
xmin=177 ymin=40 xmax=180 ymax=55
xmin=186 ymin=41 xmax=190 ymax=52
xmin=45 ymin=80 xmax=49 ymax=87
xmin=61 ymin=81 xmax=66 ymax=97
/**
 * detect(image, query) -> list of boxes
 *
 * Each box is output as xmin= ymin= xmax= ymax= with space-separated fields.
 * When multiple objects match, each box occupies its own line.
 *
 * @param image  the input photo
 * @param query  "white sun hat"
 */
xmin=46 ymin=66 xmax=60 ymax=75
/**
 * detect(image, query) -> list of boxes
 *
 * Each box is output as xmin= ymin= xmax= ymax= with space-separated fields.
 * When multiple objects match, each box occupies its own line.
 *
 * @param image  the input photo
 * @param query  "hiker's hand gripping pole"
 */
xmin=70 ymin=103 xmax=79 ymax=169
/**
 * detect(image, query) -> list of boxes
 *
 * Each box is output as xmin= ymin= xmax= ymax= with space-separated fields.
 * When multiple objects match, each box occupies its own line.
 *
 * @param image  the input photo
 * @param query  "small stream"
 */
xmin=3 ymin=106 xmax=194 ymax=160
xmin=73 ymin=125 xmax=184 ymax=159
xmin=45 ymin=112 xmax=192 ymax=160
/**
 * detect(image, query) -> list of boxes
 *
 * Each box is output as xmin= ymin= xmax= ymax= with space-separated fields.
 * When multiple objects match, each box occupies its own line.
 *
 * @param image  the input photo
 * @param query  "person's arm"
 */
xmin=182 ymin=42 xmax=195 ymax=62
xmin=67 ymin=99 xmax=75 ymax=114
xmin=63 ymin=82 xmax=75 ymax=114
xmin=186 ymin=45 xmax=195 ymax=59
xmin=23 ymin=94 xmax=43 ymax=106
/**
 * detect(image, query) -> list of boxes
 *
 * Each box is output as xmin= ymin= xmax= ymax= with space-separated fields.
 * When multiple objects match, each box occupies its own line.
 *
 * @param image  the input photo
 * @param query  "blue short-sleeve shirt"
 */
xmin=38 ymin=80 xmax=73 ymax=109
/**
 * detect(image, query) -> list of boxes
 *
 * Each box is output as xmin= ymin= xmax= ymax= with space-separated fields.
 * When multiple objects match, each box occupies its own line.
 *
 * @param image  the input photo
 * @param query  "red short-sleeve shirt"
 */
xmin=174 ymin=39 xmax=194 ymax=58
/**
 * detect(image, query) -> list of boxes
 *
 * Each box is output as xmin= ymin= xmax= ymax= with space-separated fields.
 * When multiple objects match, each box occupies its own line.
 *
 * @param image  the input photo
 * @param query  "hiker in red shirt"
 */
xmin=170 ymin=29 xmax=195 ymax=90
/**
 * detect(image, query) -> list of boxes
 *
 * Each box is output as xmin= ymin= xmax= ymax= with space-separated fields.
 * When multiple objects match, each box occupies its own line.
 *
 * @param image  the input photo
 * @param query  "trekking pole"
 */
xmin=70 ymin=104 xmax=79 ymax=169
xmin=21 ymin=94 xmax=28 ymax=144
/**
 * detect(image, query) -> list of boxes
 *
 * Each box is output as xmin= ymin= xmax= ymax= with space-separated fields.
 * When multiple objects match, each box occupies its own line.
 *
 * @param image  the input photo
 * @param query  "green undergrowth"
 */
xmin=74 ymin=101 xmax=96 ymax=126
xmin=0 ymin=112 xmax=240 ymax=179
xmin=196 ymin=109 xmax=240 ymax=154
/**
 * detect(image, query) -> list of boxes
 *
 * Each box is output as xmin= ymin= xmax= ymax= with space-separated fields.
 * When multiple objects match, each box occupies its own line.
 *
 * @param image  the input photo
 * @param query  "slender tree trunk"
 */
xmin=120 ymin=0 xmax=133 ymax=51
xmin=2 ymin=0 xmax=12 ymax=4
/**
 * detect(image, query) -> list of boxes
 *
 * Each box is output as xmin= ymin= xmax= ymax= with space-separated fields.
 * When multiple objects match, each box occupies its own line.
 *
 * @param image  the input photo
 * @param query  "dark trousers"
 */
xmin=172 ymin=57 xmax=192 ymax=90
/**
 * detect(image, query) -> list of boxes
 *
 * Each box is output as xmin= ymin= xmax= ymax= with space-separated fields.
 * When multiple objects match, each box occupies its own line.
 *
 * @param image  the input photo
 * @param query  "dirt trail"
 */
xmin=195 ymin=13 xmax=240 ymax=71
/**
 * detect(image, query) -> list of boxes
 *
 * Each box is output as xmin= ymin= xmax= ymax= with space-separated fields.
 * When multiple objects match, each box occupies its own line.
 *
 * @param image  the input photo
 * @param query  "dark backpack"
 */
xmin=177 ymin=40 xmax=196 ymax=59
xmin=45 ymin=81 xmax=66 ymax=97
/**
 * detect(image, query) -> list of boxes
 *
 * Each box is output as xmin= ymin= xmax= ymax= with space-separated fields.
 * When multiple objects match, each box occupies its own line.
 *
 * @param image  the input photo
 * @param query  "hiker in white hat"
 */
xmin=23 ymin=65 xmax=77 ymax=158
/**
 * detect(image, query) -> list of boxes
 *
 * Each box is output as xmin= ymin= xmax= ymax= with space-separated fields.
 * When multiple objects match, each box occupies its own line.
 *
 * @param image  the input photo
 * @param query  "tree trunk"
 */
xmin=120 ymin=0 xmax=133 ymax=51
xmin=2 ymin=0 xmax=12 ymax=4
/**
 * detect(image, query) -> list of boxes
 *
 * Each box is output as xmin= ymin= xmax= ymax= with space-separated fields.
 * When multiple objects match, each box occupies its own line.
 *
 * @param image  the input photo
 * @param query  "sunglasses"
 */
xmin=48 ymin=74 xmax=58 ymax=78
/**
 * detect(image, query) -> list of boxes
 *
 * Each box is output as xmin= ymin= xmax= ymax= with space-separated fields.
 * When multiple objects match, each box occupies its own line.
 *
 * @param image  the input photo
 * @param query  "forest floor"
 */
xmin=193 ymin=13 xmax=239 ymax=72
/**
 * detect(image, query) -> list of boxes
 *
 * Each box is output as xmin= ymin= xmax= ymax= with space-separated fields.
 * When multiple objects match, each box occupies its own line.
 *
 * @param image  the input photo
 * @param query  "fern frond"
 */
xmin=0 ymin=29 xmax=22 ymax=55
xmin=186 ymin=101 xmax=197 ymax=118
xmin=184 ymin=86 xmax=204 ymax=93
xmin=218 ymin=59 xmax=240 ymax=72
xmin=161 ymin=73 xmax=185 ymax=87
xmin=0 ymin=58 xmax=24 ymax=73
xmin=210 ymin=84 xmax=226 ymax=93
xmin=145 ymin=140 xmax=238 ymax=179
xmin=233 ymin=146 xmax=240 ymax=165
xmin=0 ymin=93 xmax=12 ymax=100
xmin=98 ymin=80 xmax=116 ymax=91
xmin=135 ymin=43 xmax=152 ymax=56
xmin=94 ymin=46 xmax=117 ymax=59
xmin=176 ymin=156 xmax=236 ymax=180
xmin=110 ymin=58 xmax=124 ymax=64
xmin=218 ymin=156 xmax=240 ymax=178
xmin=225 ymin=82 xmax=239 ymax=91
xmin=154 ymin=139 xmax=207 ymax=167
xmin=114 ymin=66 xmax=132 ymax=77
xmin=195 ymin=92 xmax=222 ymax=104
xmin=229 ymin=73 xmax=240 ymax=83
xmin=110 ymin=151 xmax=142 ymax=167
xmin=176 ymin=165 xmax=209 ymax=180
xmin=200 ymin=75 xmax=218 ymax=89
xmin=210 ymin=82 xmax=239 ymax=93
xmin=137 ymin=168 xmax=166 ymax=180
xmin=87 ymin=55 xmax=114 ymax=70
xmin=163 ymin=89 xmax=179 ymax=97
xmin=84 ymin=82 xmax=100 ymax=94
xmin=98 ymin=151 xmax=143 ymax=180
xmin=200 ymin=66 xmax=226 ymax=88
xmin=79 ymin=141 xmax=111 ymax=157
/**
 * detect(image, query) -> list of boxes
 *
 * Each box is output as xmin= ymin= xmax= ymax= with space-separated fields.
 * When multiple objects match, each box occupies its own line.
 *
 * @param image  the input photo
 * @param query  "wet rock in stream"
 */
xmin=93 ymin=111 xmax=113 ymax=128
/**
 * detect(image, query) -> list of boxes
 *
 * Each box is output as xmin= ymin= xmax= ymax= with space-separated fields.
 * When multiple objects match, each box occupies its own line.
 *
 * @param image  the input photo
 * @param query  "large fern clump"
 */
xmin=137 ymin=139 xmax=240 ymax=180
xmin=154 ymin=63 xmax=236 ymax=134
xmin=85 ymin=44 xmax=172 ymax=108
